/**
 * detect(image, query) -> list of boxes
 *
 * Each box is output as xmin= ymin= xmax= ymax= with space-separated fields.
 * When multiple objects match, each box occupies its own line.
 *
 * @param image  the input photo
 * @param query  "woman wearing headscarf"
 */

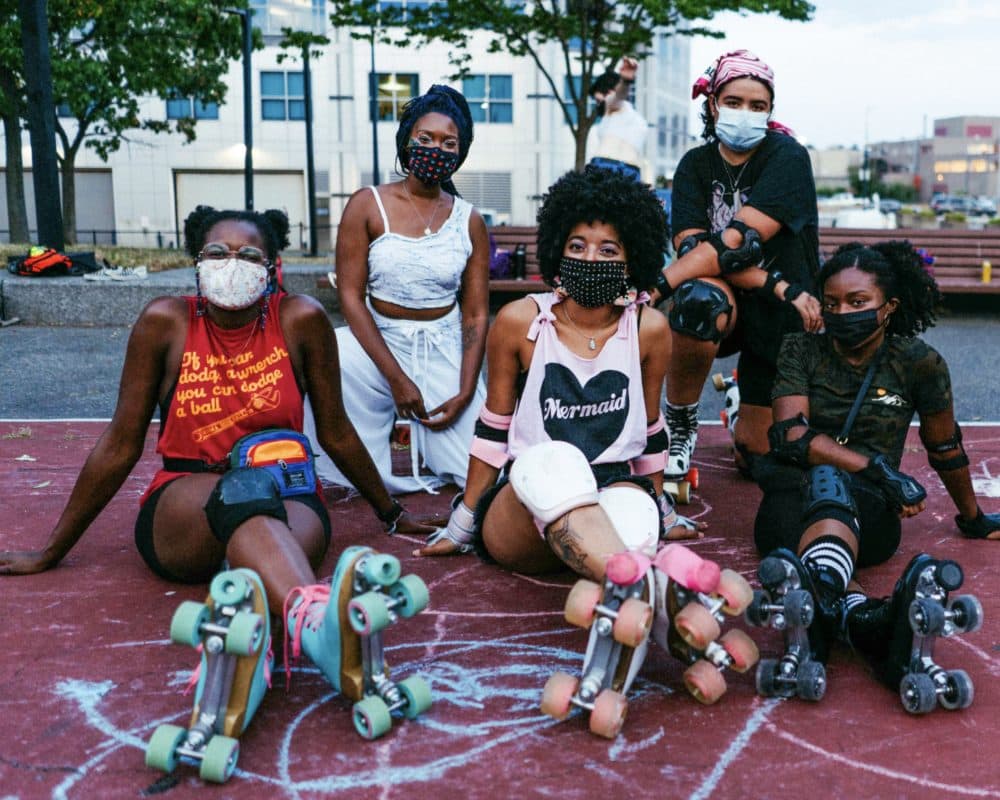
xmin=651 ymin=50 xmax=823 ymax=485
xmin=303 ymin=85 xmax=490 ymax=494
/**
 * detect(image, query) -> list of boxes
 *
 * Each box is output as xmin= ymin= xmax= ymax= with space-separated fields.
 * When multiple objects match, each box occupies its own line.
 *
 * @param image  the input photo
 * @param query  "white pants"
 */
xmin=303 ymin=302 xmax=486 ymax=495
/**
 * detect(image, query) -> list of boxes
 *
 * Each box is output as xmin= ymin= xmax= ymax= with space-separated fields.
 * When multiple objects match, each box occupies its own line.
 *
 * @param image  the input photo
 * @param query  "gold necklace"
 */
xmin=402 ymin=183 xmax=444 ymax=236
xmin=562 ymin=303 xmax=614 ymax=351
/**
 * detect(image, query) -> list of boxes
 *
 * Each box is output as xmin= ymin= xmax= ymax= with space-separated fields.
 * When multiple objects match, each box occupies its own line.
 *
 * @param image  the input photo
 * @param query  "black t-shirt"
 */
xmin=771 ymin=333 xmax=953 ymax=468
xmin=672 ymin=132 xmax=820 ymax=364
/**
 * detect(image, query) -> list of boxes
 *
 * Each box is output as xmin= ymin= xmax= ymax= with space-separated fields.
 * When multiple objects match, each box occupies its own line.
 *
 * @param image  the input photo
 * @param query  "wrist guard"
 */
xmin=783 ymin=283 xmax=805 ymax=303
xmin=710 ymin=220 xmax=763 ymax=275
xmin=425 ymin=497 xmax=476 ymax=553
xmin=859 ymin=454 xmax=927 ymax=510
xmin=955 ymin=508 xmax=1000 ymax=540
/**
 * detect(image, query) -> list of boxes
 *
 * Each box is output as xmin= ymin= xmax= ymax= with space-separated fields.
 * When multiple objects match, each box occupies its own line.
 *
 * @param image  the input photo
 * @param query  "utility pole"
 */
xmin=303 ymin=47 xmax=317 ymax=256
xmin=19 ymin=0 xmax=64 ymax=249
xmin=225 ymin=7 xmax=255 ymax=210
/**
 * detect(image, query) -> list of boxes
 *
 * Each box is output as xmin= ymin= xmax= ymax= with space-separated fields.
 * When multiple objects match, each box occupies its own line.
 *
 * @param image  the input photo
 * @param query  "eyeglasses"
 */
xmin=198 ymin=243 xmax=269 ymax=265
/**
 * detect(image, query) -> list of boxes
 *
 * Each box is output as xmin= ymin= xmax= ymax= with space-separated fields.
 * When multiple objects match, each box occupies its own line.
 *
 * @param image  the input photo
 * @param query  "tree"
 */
xmin=0 ymin=3 xmax=30 ymax=243
xmin=42 ymin=0 xmax=252 ymax=243
xmin=327 ymin=0 xmax=814 ymax=171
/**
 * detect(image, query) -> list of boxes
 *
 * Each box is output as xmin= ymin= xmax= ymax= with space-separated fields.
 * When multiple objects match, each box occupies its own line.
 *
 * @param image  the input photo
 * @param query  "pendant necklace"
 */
xmin=720 ymin=149 xmax=751 ymax=209
xmin=402 ymin=183 xmax=444 ymax=236
xmin=562 ymin=302 xmax=612 ymax=351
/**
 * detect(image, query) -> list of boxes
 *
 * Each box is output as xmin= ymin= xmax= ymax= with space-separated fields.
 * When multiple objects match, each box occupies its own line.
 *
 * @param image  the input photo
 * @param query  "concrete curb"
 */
xmin=0 ymin=264 xmax=338 ymax=326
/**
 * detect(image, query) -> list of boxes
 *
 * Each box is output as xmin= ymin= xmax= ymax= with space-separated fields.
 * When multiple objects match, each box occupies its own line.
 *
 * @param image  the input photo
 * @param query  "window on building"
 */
xmin=261 ymin=71 xmax=305 ymax=121
xmin=463 ymin=75 xmax=512 ymax=124
xmin=562 ymin=75 xmax=598 ymax=126
xmin=369 ymin=72 xmax=419 ymax=122
xmin=165 ymin=93 xmax=220 ymax=121
xmin=377 ymin=1 xmax=432 ymax=22
xmin=250 ymin=0 xmax=326 ymax=37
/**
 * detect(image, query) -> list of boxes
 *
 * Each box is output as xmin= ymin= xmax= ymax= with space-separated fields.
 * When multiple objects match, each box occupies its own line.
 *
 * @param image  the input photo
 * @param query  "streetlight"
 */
xmin=225 ymin=7 xmax=255 ymax=210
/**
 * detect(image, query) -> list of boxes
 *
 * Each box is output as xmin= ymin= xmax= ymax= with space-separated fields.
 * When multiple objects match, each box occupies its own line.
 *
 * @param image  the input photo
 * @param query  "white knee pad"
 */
xmin=509 ymin=441 xmax=598 ymax=525
xmin=598 ymin=486 xmax=659 ymax=557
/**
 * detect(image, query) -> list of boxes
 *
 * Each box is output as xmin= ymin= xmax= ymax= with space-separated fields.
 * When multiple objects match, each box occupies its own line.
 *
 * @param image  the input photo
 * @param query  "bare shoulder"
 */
xmin=493 ymin=296 xmax=540 ymax=334
xmin=135 ymin=296 xmax=187 ymax=330
xmin=638 ymin=303 xmax=669 ymax=336
xmin=278 ymin=292 xmax=330 ymax=327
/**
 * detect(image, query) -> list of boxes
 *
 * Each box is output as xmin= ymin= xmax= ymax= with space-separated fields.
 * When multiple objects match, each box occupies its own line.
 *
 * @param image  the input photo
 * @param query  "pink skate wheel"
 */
xmin=684 ymin=660 xmax=726 ymax=705
xmin=654 ymin=544 xmax=720 ymax=593
xmin=605 ymin=552 xmax=651 ymax=586
xmin=589 ymin=690 xmax=628 ymax=738
xmin=720 ymin=629 xmax=759 ymax=673
xmin=564 ymin=580 xmax=603 ymax=628
xmin=674 ymin=603 xmax=721 ymax=651
xmin=540 ymin=672 xmax=579 ymax=720
xmin=716 ymin=569 xmax=754 ymax=616
xmin=612 ymin=598 xmax=653 ymax=647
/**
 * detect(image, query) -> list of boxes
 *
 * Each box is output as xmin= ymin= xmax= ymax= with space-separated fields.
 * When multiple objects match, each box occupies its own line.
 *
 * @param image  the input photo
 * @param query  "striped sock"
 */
xmin=801 ymin=535 xmax=855 ymax=595
xmin=842 ymin=591 xmax=867 ymax=614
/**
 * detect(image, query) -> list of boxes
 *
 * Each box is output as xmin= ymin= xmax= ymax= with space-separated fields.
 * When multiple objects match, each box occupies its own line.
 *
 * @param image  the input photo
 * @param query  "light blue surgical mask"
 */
xmin=715 ymin=107 xmax=769 ymax=152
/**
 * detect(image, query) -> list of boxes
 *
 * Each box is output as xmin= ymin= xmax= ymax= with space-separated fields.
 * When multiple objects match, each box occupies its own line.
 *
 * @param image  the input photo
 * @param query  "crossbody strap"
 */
xmin=836 ymin=346 xmax=885 ymax=445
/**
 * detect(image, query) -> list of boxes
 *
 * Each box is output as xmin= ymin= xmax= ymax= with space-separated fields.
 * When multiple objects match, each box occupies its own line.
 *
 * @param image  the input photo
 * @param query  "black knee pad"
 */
xmin=668 ymin=279 xmax=732 ymax=343
xmin=801 ymin=465 xmax=860 ymax=537
xmin=204 ymin=467 xmax=288 ymax=544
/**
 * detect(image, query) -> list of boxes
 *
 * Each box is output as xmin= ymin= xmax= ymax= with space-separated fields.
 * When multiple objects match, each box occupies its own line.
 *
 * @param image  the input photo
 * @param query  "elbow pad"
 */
xmin=471 ymin=408 xmax=512 ymax=469
xmin=920 ymin=424 xmax=970 ymax=473
xmin=710 ymin=220 xmax=763 ymax=275
xmin=768 ymin=413 xmax=818 ymax=468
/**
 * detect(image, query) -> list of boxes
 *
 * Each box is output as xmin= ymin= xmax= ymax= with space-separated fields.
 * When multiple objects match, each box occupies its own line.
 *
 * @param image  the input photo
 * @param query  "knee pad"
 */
xmin=668 ymin=280 xmax=733 ymax=343
xmin=801 ymin=465 xmax=859 ymax=537
xmin=204 ymin=468 xmax=288 ymax=545
xmin=597 ymin=486 xmax=659 ymax=557
xmin=509 ymin=441 xmax=598 ymax=525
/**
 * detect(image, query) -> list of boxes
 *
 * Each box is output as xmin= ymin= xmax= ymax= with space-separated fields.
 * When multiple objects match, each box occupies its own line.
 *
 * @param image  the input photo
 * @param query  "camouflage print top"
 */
xmin=772 ymin=333 xmax=953 ymax=468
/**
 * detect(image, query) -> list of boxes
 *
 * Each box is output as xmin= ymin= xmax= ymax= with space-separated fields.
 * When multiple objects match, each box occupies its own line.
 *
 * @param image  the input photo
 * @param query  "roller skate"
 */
xmin=285 ymin=546 xmax=432 ymax=739
xmin=649 ymin=545 xmax=758 ymax=704
xmin=664 ymin=402 xmax=699 ymax=504
xmin=745 ymin=549 xmax=832 ymax=702
xmin=712 ymin=370 xmax=739 ymax=438
xmin=540 ymin=555 xmax=655 ymax=738
xmin=146 ymin=568 xmax=271 ymax=783
xmin=851 ymin=554 xmax=983 ymax=714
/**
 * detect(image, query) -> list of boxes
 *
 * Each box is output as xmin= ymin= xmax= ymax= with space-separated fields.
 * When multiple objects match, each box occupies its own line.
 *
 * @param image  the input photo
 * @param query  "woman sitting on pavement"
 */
xmin=416 ymin=166 xmax=705 ymax=571
xmin=748 ymin=240 xmax=998 ymax=706
xmin=0 ymin=206 xmax=434 ymax=720
xmin=303 ymin=84 xmax=490 ymax=495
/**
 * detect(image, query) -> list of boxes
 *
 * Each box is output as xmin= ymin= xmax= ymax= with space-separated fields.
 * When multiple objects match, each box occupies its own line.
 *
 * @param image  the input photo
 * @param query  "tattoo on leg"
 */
xmin=546 ymin=518 xmax=598 ymax=580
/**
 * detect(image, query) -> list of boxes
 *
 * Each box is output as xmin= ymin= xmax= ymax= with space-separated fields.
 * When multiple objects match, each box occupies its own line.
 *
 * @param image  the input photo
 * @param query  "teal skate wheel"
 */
xmin=200 ymin=735 xmax=239 ymax=783
xmin=389 ymin=574 xmax=429 ymax=618
xmin=397 ymin=675 xmax=433 ymax=719
xmin=353 ymin=695 xmax=393 ymax=739
xmin=349 ymin=591 xmax=391 ymax=634
xmin=146 ymin=724 xmax=187 ymax=773
xmin=210 ymin=571 xmax=251 ymax=607
xmin=225 ymin=611 xmax=264 ymax=656
xmin=361 ymin=553 xmax=402 ymax=587
xmin=170 ymin=602 xmax=210 ymax=647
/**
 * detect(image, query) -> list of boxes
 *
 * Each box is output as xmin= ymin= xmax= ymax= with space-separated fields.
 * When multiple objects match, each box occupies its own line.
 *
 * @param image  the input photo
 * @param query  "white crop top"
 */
xmin=366 ymin=185 xmax=474 ymax=308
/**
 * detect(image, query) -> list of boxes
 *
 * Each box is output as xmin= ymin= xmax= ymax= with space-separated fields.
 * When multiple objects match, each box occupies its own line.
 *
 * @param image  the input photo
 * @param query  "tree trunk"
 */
xmin=1 ymin=108 xmax=30 ymax=243
xmin=59 ymin=151 xmax=77 ymax=245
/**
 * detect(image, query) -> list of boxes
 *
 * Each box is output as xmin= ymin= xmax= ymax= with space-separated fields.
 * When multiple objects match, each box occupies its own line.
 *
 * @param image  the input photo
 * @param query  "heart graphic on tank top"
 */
xmin=539 ymin=363 xmax=629 ymax=462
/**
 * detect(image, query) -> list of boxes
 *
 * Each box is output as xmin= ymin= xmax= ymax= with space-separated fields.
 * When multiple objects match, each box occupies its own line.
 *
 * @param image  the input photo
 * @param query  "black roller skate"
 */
xmin=858 ymin=553 xmax=983 ymax=714
xmin=745 ymin=549 xmax=836 ymax=702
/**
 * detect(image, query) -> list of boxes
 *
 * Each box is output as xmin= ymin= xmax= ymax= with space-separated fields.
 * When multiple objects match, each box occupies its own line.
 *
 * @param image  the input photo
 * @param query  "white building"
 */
xmin=1 ymin=1 xmax=691 ymax=251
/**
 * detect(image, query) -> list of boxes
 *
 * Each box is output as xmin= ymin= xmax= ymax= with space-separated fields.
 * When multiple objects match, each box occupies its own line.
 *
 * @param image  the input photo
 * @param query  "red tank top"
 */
xmin=142 ymin=294 xmax=305 ymax=502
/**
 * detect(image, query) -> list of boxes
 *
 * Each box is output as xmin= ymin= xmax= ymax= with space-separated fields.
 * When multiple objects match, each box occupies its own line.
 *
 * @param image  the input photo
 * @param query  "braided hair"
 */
xmin=395 ymin=85 xmax=474 ymax=195
xmin=818 ymin=240 xmax=942 ymax=337
xmin=536 ymin=166 xmax=668 ymax=292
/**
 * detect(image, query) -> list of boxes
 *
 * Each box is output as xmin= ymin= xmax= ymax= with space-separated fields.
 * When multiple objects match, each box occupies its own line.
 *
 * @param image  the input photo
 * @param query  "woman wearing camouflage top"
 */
xmin=746 ymin=241 xmax=998 ymax=708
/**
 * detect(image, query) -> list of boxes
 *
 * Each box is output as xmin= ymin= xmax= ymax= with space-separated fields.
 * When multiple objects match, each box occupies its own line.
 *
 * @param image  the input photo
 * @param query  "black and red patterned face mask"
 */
xmin=407 ymin=143 xmax=460 ymax=184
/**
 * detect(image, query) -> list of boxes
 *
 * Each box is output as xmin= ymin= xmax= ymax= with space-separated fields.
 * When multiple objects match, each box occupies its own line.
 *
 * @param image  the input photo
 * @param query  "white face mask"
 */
xmin=197 ymin=257 xmax=269 ymax=310
xmin=715 ymin=107 xmax=769 ymax=152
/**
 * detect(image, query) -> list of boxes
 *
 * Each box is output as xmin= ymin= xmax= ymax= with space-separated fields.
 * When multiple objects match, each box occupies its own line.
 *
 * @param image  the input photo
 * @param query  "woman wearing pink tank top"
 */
xmin=417 ymin=168 xmax=706 ymax=575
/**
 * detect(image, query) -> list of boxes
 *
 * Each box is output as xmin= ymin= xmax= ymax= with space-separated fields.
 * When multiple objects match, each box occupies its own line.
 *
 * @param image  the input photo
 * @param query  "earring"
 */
xmin=195 ymin=269 xmax=206 ymax=317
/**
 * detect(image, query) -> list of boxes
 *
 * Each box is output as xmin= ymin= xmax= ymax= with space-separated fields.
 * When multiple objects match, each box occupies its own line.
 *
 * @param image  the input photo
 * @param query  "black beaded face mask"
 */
xmin=558 ymin=257 xmax=629 ymax=308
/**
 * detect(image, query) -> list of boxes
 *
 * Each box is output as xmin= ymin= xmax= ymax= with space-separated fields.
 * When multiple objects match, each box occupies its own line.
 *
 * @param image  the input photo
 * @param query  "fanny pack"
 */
xmin=229 ymin=429 xmax=316 ymax=497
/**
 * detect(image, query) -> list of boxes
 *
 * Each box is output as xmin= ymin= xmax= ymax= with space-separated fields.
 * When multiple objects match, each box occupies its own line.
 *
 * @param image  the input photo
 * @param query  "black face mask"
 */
xmin=558 ymin=257 xmax=628 ymax=308
xmin=822 ymin=304 xmax=887 ymax=348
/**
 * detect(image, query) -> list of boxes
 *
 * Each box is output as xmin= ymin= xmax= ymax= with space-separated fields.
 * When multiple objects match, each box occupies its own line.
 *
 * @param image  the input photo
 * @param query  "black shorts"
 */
xmin=134 ymin=477 xmax=332 ymax=583
xmin=717 ymin=292 xmax=791 ymax=408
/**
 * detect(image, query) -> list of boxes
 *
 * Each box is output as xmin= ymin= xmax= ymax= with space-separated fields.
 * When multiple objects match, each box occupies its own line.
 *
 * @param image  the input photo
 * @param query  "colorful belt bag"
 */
xmin=229 ymin=429 xmax=317 ymax=497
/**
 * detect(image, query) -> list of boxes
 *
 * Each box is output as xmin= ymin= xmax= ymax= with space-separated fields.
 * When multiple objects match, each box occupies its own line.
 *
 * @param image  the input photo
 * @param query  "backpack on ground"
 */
xmin=8 ymin=247 xmax=73 ymax=277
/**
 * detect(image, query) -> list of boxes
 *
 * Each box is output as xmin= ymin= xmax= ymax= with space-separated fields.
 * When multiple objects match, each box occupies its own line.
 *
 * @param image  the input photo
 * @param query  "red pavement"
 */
xmin=1 ymin=421 xmax=998 ymax=799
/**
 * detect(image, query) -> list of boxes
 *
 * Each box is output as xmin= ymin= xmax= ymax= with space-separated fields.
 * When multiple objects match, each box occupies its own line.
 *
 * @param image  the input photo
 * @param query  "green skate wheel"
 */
xmin=361 ymin=553 xmax=402 ymax=587
xmin=170 ymin=601 xmax=210 ymax=647
xmin=225 ymin=611 xmax=264 ymax=656
xmin=146 ymin=724 xmax=187 ymax=773
xmin=397 ymin=675 xmax=433 ymax=719
xmin=353 ymin=695 xmax=392 ymax=740
xmin=389 ymin=574 xmax=429 ymax=618
xmin=210 ymin=571 xmax=251 ymax=607
xmin=349 ymin=591 xmax=391 ymax=634
xmin=199 ymin=735 xmax=239 ymax=783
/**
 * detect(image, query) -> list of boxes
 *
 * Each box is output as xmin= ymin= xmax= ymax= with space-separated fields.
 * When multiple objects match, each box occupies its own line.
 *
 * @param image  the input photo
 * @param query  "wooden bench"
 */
xmin=315 ymin=225 xmax=1000 ymax=297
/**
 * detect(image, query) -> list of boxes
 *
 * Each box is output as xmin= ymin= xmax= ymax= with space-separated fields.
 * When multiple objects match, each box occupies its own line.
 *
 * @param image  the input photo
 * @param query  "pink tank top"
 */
xmin=508 ymin=292 xmax=647 ymax=465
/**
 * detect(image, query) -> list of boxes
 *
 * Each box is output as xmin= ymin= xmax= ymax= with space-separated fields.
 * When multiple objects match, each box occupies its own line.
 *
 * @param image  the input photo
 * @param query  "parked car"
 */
xmin=974 ymin=197 xmax=998 ymax=217
xmin=931 ymin=195 xmax=979 ymax=215
xmin=878 ymin=199 xmax=902 ymax=214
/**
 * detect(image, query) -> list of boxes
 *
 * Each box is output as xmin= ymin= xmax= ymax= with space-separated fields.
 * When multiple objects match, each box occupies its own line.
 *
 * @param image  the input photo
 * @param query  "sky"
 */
xmin=686 ymin=0 xmax=1000 ymax=150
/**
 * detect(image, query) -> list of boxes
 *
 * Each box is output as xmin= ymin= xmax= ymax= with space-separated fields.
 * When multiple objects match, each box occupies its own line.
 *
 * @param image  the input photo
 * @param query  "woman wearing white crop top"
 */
xmin=303 ymin=86 xmax=489 ymax=495
xmin=416 ymin=167 xmax=706 ymax=576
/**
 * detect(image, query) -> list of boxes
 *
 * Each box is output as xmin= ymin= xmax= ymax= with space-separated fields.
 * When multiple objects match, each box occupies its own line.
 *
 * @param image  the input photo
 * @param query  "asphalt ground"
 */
xmin=1 ymin=299 xmax=997 ymax=421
